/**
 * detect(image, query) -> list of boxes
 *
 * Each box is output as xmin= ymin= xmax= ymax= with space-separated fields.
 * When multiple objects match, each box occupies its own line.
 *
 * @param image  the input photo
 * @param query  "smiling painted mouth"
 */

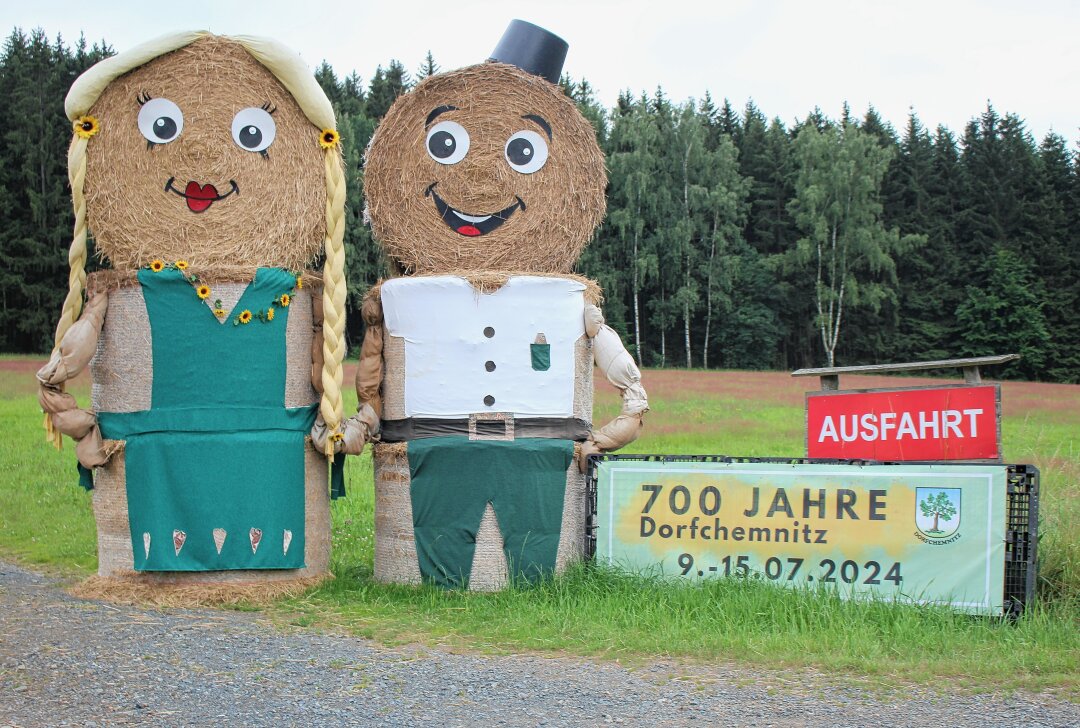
xmin=165 ymin=177 xmax=240 ymax=213
xmin=425 ymin=183 xmax=525 ymax=237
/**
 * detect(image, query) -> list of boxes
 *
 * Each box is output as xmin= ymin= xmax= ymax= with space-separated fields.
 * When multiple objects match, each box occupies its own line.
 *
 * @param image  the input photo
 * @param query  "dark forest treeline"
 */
xmin=4 ymin=29 xmax=1078 ymax=381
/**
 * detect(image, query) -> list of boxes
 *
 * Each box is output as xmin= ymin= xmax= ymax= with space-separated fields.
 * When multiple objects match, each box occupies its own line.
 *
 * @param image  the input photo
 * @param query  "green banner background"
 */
xmin=595 ymin=460 xmax=1007 ymax=615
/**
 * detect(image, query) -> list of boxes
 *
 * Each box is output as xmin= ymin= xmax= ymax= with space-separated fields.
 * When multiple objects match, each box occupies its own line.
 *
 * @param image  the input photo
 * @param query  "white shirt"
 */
xmin=381 ymin=276 xmax=585 ymax=418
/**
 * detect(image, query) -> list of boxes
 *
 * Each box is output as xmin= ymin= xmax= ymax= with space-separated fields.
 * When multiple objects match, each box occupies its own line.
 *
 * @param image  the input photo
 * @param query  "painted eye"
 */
xmin=231 ymin=107 xmax=277 ymax=152
xmin=426 ymin=120 xmax=470 ymax=165
xmin=504 ymin=130 xmax=548 ymax=174
xmin=137 ymin=98 xmax=183 ymax=144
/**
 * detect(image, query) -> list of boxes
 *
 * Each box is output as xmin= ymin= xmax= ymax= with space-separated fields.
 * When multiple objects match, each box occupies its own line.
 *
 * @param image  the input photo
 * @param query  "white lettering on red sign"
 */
xmin=817 ymin=409 xmax=984 ymax=444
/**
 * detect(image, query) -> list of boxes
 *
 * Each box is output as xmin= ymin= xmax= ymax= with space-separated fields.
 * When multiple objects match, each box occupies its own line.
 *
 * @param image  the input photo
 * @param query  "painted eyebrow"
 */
xmin=522 ymin=114 xmax=552 ymax=140
xmin=425 ymin=105 xmax=458 ymax=127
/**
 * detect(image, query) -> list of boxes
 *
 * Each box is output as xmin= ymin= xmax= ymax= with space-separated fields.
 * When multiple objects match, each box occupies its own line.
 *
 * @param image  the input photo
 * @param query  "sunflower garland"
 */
xmin=141 ymin=263 xmax=303 ymax=327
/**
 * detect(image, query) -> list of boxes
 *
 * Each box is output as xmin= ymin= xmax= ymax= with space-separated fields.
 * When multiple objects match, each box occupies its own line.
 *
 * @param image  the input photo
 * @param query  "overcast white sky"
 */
xmin=4 ymin=0 xmax=1077 ymax=141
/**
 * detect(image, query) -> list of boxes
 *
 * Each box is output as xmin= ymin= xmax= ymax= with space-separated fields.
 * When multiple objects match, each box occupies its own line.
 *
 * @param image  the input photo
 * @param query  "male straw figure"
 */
xmin=361 ymin=20 xmax=647 ymax=589
xmin=38 ymin=33 xmax=368 ymax=584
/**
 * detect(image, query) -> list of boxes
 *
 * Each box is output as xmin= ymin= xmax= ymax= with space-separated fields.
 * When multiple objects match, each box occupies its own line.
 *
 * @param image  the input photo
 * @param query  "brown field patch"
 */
xmin=598 ymin=368 xmax=1080 ymax=419
xmin=6 ymin=359 xmax=1078 ymax=420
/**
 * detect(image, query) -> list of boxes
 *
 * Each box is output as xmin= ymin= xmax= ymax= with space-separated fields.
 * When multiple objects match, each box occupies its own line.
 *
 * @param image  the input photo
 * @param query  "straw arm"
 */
xmin=37 ymin=291 xmax=113 ymax=467
xmin=578 ymin=304 xmax=648 ymax=470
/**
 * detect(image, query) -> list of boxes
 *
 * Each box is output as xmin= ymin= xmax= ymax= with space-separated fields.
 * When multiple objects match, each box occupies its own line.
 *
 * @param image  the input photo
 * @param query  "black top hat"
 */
xmin=488 ymin=19 xmax=568 ymax=85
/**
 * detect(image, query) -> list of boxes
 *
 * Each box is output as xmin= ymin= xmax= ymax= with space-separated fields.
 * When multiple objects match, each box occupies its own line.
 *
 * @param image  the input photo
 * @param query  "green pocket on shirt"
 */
xmin=531 ymin=343 xmax=551 ymax=371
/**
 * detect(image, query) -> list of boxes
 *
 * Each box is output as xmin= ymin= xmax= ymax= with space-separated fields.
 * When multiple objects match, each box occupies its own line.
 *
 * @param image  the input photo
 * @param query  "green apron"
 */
xmin=408 ymin=437 xmax=573 ymax=589
xmin=98 ymin=268 xmax=316 ymax=571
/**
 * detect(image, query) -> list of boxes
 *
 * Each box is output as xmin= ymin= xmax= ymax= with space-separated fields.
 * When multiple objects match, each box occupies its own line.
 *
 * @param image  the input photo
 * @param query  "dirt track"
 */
xmin=2 ymin=561 xmax=1077 ymax=727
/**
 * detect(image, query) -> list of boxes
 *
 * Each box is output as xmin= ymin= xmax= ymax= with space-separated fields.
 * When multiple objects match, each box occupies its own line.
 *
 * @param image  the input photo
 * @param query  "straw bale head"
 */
xmin=365 ymin=62 xmax=606 ymax=274
xmin=83 ymin=36 xmax=325 ymax=270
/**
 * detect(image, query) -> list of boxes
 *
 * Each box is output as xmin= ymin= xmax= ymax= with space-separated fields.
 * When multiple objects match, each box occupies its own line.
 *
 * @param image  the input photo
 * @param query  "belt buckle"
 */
xmin=469 ymin=412 xmax=515 ymax=441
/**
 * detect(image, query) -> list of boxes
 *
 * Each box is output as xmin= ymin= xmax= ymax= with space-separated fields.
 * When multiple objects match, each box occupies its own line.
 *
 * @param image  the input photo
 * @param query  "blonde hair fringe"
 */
xmin=319 ymin=146 xmax=347 ymax=455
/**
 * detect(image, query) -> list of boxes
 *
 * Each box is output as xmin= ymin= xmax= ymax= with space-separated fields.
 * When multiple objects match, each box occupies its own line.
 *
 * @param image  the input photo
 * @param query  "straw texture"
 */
xmin=83 ymin=36 xmax=326 ymax=271
xmin=91 ymin=439 xmax=330 ymax=583
xmin=365 ymin=62 xmax=606 ymax=275
xmin=372 ymin=307 xmax=594 ymax=589
xmin=88 ymin=284 xmax=328 ymax=582
xmin=372 ymin=441 xmax=586 ymax=590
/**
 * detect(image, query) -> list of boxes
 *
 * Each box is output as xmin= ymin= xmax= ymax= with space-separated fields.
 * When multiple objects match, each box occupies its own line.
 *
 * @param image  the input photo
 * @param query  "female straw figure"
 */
xmin=38 ymin=32 xmax=369 ymax=587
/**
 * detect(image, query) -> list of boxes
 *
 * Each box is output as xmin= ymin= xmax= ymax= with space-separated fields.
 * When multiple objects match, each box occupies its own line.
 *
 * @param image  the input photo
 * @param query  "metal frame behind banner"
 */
xmin=1003 ymin=464 xmax=1039 ymax=618
xmin=585 ymin=454 xmax=1040 ymax=617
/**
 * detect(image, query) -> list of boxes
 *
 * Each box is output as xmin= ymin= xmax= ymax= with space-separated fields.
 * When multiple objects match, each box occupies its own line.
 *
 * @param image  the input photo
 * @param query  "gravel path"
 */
xmin=0 ymin=561 xmax=1075 ymax=727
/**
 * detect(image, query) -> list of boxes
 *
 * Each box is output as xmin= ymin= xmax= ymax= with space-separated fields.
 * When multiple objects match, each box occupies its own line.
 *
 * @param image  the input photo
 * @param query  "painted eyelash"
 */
xmin=136 ymin=91 xmax=153 ymax=106
xmin=261 ymin=101 xmax=277 ymax=115
xmin=260 ymin=149 xmax=270 ymax=160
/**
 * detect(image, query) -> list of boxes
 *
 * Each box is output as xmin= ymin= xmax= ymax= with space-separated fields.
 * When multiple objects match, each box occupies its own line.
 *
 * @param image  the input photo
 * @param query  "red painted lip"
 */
xmin=457 ymin=225 xmax=482 ymax=237
xmin=165 ymin=177 xmax=239 ymax=213
xmin=185 ymin=181 xmax=218 ymax=212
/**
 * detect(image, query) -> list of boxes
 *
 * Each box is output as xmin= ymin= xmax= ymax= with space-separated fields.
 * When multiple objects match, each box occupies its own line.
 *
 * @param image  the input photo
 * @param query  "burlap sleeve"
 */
xmin=355 ymin=290 xmax=385 ymax=417
xmin=578 ymin=305 xmax=648 ymax=470
xmin=310 ymin=403 xmax=380 ymax=455
xmin=36 ymin=291 xmax=112 ymax=468
xmin=310 ymin=286 xmax=325 ymax=394
xmin=37 ymin=291 xmax=108 ymax=385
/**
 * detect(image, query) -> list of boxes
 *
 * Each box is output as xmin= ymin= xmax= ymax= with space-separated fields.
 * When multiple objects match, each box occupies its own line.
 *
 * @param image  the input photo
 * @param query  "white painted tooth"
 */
xmin=453 ymin=210 xmax=493 ymax=223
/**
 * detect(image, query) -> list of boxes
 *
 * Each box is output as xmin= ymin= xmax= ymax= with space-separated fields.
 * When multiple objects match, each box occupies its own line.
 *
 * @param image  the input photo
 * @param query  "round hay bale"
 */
xmin=364 ymin=62 xmax=606 ymax=275
xmin=373 ymin=442 xmax=587 ymax=590
xmin=83 ymin=35 xmax=325 ymax=271
xmin=89 ymin=281 xmax=330 ymax=584
xmin=372 ymin=292 xmax=593 ymax=590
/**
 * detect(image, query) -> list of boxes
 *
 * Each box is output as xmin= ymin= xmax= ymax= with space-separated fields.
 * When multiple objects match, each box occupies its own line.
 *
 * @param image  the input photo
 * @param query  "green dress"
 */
xmin=97 ymin=268 xmax=317 ymax=571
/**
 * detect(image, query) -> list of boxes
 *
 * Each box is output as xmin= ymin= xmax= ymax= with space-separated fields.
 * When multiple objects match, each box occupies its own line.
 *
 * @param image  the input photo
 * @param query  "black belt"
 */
xmin=381 ymin=415 xmax=591 ymax=442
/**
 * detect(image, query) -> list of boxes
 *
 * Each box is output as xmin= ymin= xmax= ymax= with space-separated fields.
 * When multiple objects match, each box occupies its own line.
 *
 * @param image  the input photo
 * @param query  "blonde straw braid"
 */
xmin=43 ymin=134 xmax=91 ymax=448
xmin=319 ymin=145 xmax=347 ymax=456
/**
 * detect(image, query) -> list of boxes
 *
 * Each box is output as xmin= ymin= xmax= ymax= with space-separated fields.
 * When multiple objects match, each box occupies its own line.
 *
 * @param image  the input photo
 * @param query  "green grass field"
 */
xmin=2 ymin=361 xmax=1077 ymax=693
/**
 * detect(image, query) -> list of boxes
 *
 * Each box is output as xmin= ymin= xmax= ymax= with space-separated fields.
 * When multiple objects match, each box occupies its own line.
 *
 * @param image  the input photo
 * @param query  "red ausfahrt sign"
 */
xmin=806 ymin=384 xmax=1001 ymax=462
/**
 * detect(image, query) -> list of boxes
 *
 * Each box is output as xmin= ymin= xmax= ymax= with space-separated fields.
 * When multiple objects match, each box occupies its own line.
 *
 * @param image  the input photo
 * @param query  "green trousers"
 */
xmin=407 ymin=437 xmax=574 ymax=589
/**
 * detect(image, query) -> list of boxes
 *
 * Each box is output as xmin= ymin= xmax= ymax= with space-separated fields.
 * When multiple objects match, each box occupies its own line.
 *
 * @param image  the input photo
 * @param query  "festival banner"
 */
xmin=594 ymin=459 xmax=1008 ymax=615
xmin=806 ymin=384 xmax=1001 ymax=461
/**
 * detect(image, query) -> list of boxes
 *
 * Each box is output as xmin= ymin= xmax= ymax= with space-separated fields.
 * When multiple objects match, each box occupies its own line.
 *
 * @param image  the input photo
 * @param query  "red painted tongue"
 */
xmin=456 ymin=225 xmax=481 ymax=237
xmin=185 ymin=181 xmax=218 ymax=213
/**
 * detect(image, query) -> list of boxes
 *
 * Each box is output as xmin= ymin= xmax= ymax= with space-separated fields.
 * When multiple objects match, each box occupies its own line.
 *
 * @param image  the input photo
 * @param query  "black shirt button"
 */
xmin=483 ymin=326 xmax=495 ymax=338
xmin=483 ymin=395 xmax=495 ymax=407
xmin=485 ymin=360 xmax=496 ymax=372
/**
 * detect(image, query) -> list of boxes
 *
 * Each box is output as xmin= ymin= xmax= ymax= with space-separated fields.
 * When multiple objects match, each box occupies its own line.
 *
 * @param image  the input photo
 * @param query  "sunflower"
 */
xmin=213 ymin=309 xmax=226 ymax=318
xmin=295 ymin=275 xmax=303 ymax=290
xmin=237 ymin=310 xmax=253 ymax=324
xmin=266 ymin=306 xmax=275 ymax=322
xmin=196 ymin=284 xmax=211 ymax=299
xmin=73 ymin=115 xmax=100 ymax=139
xmin=319 ymin=128 xmax=340 ymax=149
xmin=279 ymin=293 xmax=291 ymax=307
xmin=175 ymin=260 xmax=189 ymax=270
xmin=149 ymin=260 xmax=165 ymax=272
